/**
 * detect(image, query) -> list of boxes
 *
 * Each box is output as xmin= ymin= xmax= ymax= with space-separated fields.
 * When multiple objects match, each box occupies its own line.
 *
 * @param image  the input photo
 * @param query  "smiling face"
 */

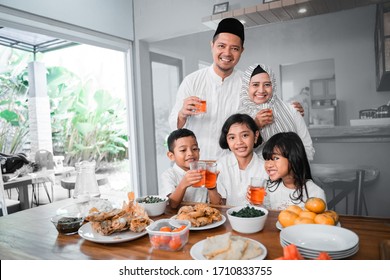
xmin=226 ymin=122 xmax=259 ymax=160
xmin=249 ymin=72 xmax=273 ymax=104
xmin=211 ymin=33 xmax=244 ymax=78
xmin=264 ymin=147 xmax=292 ymax=182
xmin=167 ymin=136 xmax=200 ymax=171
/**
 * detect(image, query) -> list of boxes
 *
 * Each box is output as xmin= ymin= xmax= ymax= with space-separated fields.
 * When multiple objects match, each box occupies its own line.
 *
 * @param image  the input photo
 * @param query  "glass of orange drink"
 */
xmin=195 ymin=100 xmax=206 ymax=113
xmin=248 ymin=177 xmax=267 ymax=205
xmin=189 ymin=161 xmax=206 ymax=187
xmin=205 ymin=162 xmax=217 ymax=189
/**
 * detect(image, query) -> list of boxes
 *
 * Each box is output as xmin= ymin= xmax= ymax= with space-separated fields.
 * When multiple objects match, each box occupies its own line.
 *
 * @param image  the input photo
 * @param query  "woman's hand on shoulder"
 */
xmin=291 ymin=101 xmax=304 ymax=117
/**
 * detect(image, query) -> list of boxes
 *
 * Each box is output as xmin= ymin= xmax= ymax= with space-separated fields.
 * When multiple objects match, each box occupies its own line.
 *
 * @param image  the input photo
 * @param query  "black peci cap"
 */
xmin=213 ymin=18 xmax=245 ymax=43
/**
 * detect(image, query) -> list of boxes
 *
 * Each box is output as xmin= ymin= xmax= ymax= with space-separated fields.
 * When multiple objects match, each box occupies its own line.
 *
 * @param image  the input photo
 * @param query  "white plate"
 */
xmin=190 ymin=237 xmax=267 ymax=260
xmin=280 ymin=224 xmax=359 ymax=252
xmin=280 ymin=239 xmax=359 ymax=259
xmin=78 ymin=222 xmax=148 ymax=244
xmin=276 ymin=221 xmax=341 ymax=231
xmin=170 ymin=215 xmax=226 ymax=231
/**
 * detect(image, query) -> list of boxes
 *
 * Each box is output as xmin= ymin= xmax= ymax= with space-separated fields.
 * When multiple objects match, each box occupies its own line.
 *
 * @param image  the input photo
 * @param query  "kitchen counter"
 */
xmin=309 ymin=124 xmax=390 ymax=143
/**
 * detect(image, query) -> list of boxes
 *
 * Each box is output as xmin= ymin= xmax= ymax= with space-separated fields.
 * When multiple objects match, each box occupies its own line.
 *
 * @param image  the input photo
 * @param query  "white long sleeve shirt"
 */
xmin=169 ymin=65 xmax=243 ymax=160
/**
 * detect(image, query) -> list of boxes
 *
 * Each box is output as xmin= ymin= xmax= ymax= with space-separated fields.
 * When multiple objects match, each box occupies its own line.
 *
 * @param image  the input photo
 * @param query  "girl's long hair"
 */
xmin=262 ymin=132 xmax=312 ymax=203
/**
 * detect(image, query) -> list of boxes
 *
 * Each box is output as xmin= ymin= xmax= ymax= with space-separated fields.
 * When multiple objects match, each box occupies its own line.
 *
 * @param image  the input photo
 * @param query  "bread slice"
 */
xmin=241 ymin=239 xmax=263 ymax=260
xmin=210 ymin=236 xmax=248 ymax=260
xmin=202 ymin=232 xmax=232 ymax=258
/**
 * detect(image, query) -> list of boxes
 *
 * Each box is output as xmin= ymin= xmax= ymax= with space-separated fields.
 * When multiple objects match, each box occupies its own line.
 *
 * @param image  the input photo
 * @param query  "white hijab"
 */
xmin=239 ymin=63 xmax=297 ymax=145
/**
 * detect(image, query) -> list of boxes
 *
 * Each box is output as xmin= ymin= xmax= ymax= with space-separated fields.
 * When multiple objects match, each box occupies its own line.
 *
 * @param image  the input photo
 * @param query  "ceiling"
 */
xmin=202 ymin=0 xmax=390 ymax=29
xmin=0 ymin=26 xmax=77 ymax=53
xmin=1 ymin=0 xmax=389 ymax=52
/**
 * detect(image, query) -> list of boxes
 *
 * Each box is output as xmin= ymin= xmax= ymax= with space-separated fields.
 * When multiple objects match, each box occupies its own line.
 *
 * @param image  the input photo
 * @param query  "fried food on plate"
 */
xmin=86 ymin=192 xmax=152 ymax=235
xmin=175 ymin=203 xmax=222 ymax=227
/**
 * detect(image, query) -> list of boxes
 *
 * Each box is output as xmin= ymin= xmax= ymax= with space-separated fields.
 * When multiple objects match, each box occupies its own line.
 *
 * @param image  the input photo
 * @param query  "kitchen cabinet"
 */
xmin=375 ymin=2 xmax=390 ymax=91
xmin=309 ymin=77 xmax=337 ymax=127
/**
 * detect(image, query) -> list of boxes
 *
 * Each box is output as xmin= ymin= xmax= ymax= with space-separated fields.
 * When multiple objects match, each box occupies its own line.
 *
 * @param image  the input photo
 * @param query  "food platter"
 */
xmin=78 ymin=222 xmax=148 ymax=244
xmin=190 ymin=237 xmax=267 ymax=260
xmin=170 ymin=214 xmax=226 ymax=231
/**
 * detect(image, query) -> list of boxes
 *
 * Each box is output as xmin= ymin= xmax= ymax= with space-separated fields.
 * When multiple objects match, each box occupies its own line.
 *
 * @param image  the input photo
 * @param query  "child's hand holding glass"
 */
xmin=246 ymin=177 xmax=267 ymax=206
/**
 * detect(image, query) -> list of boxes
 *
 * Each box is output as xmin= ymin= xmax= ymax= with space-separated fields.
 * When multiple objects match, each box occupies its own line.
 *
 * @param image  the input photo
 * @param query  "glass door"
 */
xmin=150 ymin=52 xmax=183 ymax=192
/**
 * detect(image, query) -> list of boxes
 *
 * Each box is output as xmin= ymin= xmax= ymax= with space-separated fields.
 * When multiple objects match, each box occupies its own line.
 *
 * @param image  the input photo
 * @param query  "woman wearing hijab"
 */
xmin=239 ymin=63 xmax=315 ymax=160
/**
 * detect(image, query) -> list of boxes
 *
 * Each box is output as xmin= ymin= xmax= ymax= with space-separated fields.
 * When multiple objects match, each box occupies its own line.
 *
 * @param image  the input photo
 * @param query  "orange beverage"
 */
xmin=205 ymin=170 xmax=217 ymax=188
xmin=249 ymin=186 xmax=266 ymax=205
xmin=192 ymin=169 xmax=206 ymax=187
xmin=195 ymin=100 xmax=207 ymax=113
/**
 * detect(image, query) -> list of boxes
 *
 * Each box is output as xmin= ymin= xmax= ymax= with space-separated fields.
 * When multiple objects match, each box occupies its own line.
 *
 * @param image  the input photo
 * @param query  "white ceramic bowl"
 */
xmin=227 ymin=205 xmax=268 ymax=234
xmin=136 ymin=195 xmax=168 ymax=217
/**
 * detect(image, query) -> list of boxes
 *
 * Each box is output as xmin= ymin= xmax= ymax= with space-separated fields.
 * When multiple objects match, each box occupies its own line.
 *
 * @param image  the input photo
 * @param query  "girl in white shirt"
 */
xmin=261 ymin=132 xmax=326 ymax=210
xmin=216 ymin=113 xmax=268 ymax=206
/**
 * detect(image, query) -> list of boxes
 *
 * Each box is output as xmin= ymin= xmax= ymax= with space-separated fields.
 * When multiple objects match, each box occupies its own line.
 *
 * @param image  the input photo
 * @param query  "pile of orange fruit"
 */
xmin=278 ymin=197 xmax=339 ymax=228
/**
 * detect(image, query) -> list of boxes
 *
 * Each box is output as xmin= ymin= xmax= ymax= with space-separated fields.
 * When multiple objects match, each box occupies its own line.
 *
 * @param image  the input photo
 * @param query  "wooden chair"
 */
xmin=311 ymin=163 xmax=380 ymax=216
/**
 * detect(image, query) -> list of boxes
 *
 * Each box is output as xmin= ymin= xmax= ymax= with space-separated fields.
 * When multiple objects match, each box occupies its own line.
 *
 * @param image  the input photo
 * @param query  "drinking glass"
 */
xmin=248 ymin=177 xmax=267 ymax=205
xmin=189 ymin=161 xmax=206 ymax=188
xmin=205 ymin=162 xmax=217 ymax=189
xmin=195 ymin=100 xmax=207 ymax=113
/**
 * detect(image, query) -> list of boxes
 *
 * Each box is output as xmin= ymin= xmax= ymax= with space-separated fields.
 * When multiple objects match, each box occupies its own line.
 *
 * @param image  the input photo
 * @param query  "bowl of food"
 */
xmin=51 ymin=212 xmax=85 ymax=235
xmin=136 ymin=195 xmax=167 ymax=217
xmin=146 ymin=219 xmax=191 ymax=251
xmin=227 ymin=205 xmax=268 ymax=234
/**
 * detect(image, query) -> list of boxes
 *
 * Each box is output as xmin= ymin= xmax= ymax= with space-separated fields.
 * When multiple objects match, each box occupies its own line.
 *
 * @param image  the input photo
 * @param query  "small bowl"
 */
xmin=51 ymin=212 xmax=85 ymax=235
xmin=136 ymin=195 xmax=167 ymax=217
xmin=146 ymin=219 xmax=190 ymax=251
xmin=227 ymin=205 xmax=268 ymax=234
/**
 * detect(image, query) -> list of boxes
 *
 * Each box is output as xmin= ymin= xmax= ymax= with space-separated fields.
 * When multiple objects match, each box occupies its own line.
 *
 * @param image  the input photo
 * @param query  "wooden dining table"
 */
xmin=0 ymin=198 xmax=389 ymax=260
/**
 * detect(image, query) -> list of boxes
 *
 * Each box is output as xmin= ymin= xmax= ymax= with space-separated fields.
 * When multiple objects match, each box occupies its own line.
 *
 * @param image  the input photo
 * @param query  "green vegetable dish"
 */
xmin=139 ymin=196 xmax=165 ymax=204
xmin=230 ymin=206 xmax=265 ymax=218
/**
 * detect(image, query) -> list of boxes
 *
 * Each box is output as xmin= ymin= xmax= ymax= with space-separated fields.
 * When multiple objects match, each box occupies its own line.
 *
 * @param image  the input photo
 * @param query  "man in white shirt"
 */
xmin=169 ymin=18 xmax=245 ymax=161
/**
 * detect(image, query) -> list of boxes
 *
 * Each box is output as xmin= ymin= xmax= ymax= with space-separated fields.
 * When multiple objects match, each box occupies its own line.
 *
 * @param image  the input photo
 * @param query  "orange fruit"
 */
xmin=286 ymin=205 xmax=303 ymax=216
xmin=294 ymin=217 xmax=315 ymax=225
xmin=172 ymin=225 xmax=187 ymax=232
xmin=323 ymin=210 xmax=339 ymax=224
xmin=150 ymin=235 xmax=160 ymax=248
xmin=314 ymin=213 xmax=335 ymax=225
xmin=305 ymin=197 xmax=326 ymax=214
xmin=159 ymin=226 xmax=172 ymax=232
xmin=159 ymin=234 xmax=171 ymax=245
xmin=299 ymin=210 xmax=317 ymax=220
xmin=168 ymin=236 xmax=182 ymax=250
xmin=278 ymin=210 xmax=298 ymax=228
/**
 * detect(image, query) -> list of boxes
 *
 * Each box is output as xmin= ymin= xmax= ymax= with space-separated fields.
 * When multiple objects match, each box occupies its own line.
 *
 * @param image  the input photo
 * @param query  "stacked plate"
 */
xmin=280 ymin=224 xmax=359 ymax=259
